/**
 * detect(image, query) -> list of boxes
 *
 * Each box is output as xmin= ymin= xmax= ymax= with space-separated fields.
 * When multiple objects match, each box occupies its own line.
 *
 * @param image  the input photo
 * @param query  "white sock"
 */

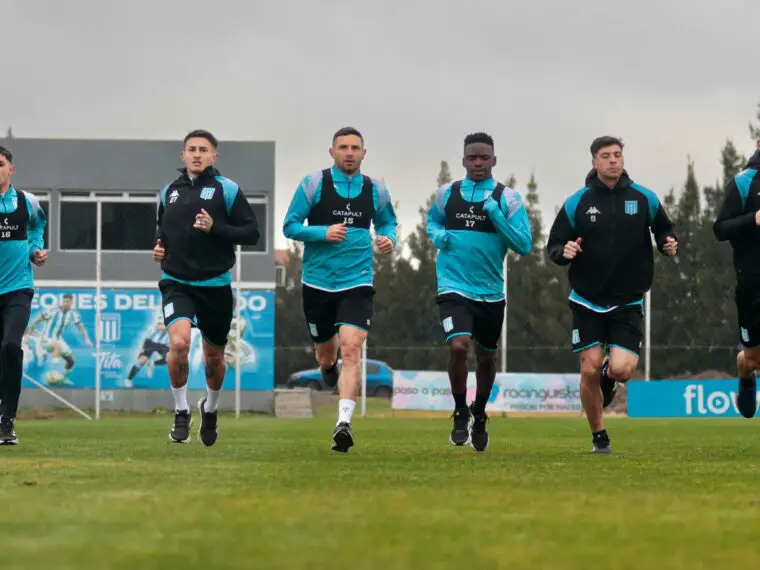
xmin=337 ymin=399 xmax=356 ymax=425
xmin=204 ymin=389 xmax=221 ymax=413
xmin=172 ymin=385 xmax=188 ymax=412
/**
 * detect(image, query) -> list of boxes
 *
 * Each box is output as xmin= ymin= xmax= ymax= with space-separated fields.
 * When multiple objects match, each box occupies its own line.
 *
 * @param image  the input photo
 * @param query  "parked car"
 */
xmin=286 ymin=359 xmax=394 ymax=397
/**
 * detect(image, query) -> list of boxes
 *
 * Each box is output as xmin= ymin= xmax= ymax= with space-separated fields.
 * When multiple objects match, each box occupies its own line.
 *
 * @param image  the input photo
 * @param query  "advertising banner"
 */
xmin=392 ymin=371 xmax=581 ymax=413
xmin=21 ymin=288 xmax=274 ymax=391
xmin=627 ymin=379 xmax=755 ymax=418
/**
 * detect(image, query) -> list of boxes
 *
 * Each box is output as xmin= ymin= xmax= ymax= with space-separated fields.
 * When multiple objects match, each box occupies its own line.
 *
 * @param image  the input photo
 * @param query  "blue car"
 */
xmin=286 ymin=359 xmax=394 ymax=398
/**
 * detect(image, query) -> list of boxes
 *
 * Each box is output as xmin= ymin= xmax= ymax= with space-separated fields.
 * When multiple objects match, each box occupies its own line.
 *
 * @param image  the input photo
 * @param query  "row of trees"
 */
xmin=275 ymin=103 xmax=760 ymax=383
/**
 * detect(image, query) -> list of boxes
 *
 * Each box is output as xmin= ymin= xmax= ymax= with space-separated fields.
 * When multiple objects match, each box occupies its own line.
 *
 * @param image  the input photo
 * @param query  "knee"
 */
xmin=170 ymin=336 xmax=189 ymax=356
xmin=609 ymin=361 xmax=636 ymax=382
xmin=476 ymin=349 xmax=496 ymax=366
xmin=449 ymin=337 xmax=470 ymax=359
xmin=340 ymin=341 xmax=362 ymax=364
xmin=742 ymin=350 xmax=760 ymax=372
xmin=580 ymin=358 xmax=602 ymax=381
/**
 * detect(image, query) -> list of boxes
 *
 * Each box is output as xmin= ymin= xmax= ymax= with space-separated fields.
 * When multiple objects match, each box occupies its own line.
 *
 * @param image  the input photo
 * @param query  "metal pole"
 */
xmin=645 ymin=290 xmax=652 ymax=381
xmin=361 ymin=339 xmax=367 ymax=417
xmin=235 ymin=245 xmax=242 ymax=419
xmin=501 ymin=256 xmax=508 ymax=372
xmin=95 ymin=202 xmax=102 ymax=419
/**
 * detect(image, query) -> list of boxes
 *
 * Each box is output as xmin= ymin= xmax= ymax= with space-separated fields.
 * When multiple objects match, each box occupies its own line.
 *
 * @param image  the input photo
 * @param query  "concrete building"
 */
xmin=0 ymin=136 xmax=276 ymax=414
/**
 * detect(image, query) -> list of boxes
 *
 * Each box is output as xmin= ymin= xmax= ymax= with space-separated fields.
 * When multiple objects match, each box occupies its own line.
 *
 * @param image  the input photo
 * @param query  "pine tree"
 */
xmin=749 ymin=100 xmax=760 ymax=140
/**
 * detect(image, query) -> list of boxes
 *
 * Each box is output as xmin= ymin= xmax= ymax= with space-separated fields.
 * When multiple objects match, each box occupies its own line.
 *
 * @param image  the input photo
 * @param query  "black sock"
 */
xmin=593 ymin=429 xmax=609 ymax=441
xmin=453 ymin=391 xmax=467 ymax=410
xmin=473 ymin=392 xmax=489 ymax=416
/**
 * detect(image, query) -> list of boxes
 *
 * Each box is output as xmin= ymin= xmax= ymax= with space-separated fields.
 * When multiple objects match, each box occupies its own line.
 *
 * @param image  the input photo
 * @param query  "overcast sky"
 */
xmin=4 ymin=0 xmax=758 ymax=250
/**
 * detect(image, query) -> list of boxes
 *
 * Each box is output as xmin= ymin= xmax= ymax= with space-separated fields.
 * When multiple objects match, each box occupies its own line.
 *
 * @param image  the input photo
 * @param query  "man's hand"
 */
xmin=194 ymin=209 xmax=214 ymax=233
xmin=755 ymin=209 xmax=760 ymax=226
xmin=32 ymin=250 xmax=47 ymax=267
xmin=563 ymin=237 xmax=583 ymax=260
xmin=153 ymin=239 xmax=165 ymax=262
xmin=663 ymin=236 xmax=678 ymax=256
xmin=377 ymin=236 xmax=393 ymax=254
xmin=326 ymin=223 xmax=347 ymax=242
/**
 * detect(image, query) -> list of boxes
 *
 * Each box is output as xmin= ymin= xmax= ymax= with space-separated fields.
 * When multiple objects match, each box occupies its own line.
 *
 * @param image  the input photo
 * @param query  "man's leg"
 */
xmin=0 ymin=290 xmax=33 ymax=445
xmin=331 ymin=325 xmax=367 ymax=452
xmin=197 ymin=339 xmax=226 ymax=447
xmin=167 ymin=319 xmax=193 ymax=442
xmin=315 ymin=335 xmax=340 ymax=388
xmin=736 ymin=347 xmax=760 ymax=419
xmin=437 ymin=294 xmax=474 ymax=446
xmin=579 ymin=346 xmax=608 ymax=450
xmin=302 ymin=284 xmax=340 ymax=388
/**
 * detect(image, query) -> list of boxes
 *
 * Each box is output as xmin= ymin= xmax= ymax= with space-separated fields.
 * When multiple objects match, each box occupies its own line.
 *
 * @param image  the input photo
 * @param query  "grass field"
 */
xmin=2 ymin=401 xmax=760 ymax=570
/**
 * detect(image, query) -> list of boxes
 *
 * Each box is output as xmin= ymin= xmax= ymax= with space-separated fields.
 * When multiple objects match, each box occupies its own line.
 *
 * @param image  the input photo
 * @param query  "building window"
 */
xmin=101 ymin=202 xmax=156 ymax=250
xmin=242 ymin=197 xmax=267 ymax=253
xmin=60 ymin=192 xmax=157 ymax=251
xmin=29 ymin=192 xmax=50 ymax=250
xmin=60 ymin=201 xmax=96 ymax=250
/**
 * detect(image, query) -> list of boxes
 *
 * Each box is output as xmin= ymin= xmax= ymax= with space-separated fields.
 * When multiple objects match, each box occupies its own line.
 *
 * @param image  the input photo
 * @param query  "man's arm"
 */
xmin=649 ymin=198 xmax=678 ymax=255
xmin=283 ymin=174 xmax=330 ymax=242
xmin=426 ymin=185 xmax=450 ymax=250
xmin=372 ymin=180 xmax=398 ymax=246
xmin=75 ymin=314 xmax=93 ymax=346
xmin=25 ymin=193 xmax=47 ymax=258
xmin=211 ymin=187 xmax=260 ymax=246
xmin=546 ymin=205 xmax=577 ymax=266
xmin=714 ymin=178 xmax=757 ymax=242
xmin=483 ymin=189 xmax=532 ymax=256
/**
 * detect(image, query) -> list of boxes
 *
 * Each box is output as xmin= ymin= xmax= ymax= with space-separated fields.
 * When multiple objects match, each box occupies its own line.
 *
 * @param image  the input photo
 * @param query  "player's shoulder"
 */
xmin=628 ymin=182 xmax=660 ymax=203
xmin=497 ymin=184 xmax=525 ymax=210
xmin=435 ymin=182 xmax=454 ymax=197
xmin=299 ymin=170 xmax=325 ymax=190
xmin=213 ymin=175 xmax=240 ymax=191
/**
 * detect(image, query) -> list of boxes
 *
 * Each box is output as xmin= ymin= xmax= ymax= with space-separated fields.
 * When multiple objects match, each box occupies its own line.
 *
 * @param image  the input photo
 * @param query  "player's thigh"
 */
xmin=437 ymin=293 xmax=474 ymax=344
xmin=335 ymin=286 xmax=374 ymax=335
xmin=606 ymin=305 xmax=643 ymax=359
xmin=302 ymin=284 xmax=339 ymax=344
xmin=471 ymin=299 xmax=505 ymax=353
xmin=158 ymin=279 xmax=196 ymax=330
xmin=0 ymin=289 xmax=33 ymax=348
xmin=736 ymin=284 xmax=760 ymax=349
xmin=570 ymin=303 xmax=605 ymax=354
xmin=194 ymin=285 xmax=234 ymax=348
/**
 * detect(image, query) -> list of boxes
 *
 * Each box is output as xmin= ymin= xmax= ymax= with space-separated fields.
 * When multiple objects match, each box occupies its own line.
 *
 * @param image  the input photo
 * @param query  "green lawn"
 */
xmin=2 ymin=404 xmax=760 ymax=570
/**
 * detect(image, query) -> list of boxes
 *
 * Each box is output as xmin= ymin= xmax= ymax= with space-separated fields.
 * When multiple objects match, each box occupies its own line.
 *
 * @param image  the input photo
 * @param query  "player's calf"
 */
xmin=736 ymin=349 xmax=760 ymax=419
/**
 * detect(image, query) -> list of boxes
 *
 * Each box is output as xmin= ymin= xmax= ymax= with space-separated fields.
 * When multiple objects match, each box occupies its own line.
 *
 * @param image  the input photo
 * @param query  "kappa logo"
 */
xmin=169 ymin=190 xmax=179 ymax=204
xmin=585 ymin=206 xmax=601 ymax=216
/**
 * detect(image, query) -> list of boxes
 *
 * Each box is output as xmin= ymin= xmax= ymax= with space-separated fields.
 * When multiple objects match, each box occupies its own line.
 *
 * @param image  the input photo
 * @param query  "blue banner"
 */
xmin=627 ymin=379 xmax=755 ymax=418
xmin=21 ymin=288 xmax=274 ymax=391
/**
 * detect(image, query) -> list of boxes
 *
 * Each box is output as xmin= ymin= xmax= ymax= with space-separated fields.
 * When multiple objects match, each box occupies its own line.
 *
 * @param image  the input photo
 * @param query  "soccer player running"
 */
xmin=547 ymin=136 xmax=678 ymax=453
xmin=714 ymin=139 xmax=760 ymax=418
xmin=283 ymin=127 xmax=397 ymax=452
xmin=427 ymin=133 xmax=532 ymax=452
xmin=153 ymin=130 xmax=259 ymax=446
xmin=0 ymin=145 xmax=47 ymax=445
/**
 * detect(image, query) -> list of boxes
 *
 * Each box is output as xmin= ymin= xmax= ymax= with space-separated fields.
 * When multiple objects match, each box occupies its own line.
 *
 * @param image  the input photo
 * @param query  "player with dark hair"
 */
xmin=547 ymin=136 xmax=678 ymax=453
xmin=283 ymin=127 xmax=397 ymax=452
xmin=153 ymin=130 xmax=259 ymax=446
xmin=714 ymin=139 xmax=760 ymax=418
xmin=0 ymin=145 xmax=47 ymax=444
xmin=427 ymin=132 xmax=532 ymax=452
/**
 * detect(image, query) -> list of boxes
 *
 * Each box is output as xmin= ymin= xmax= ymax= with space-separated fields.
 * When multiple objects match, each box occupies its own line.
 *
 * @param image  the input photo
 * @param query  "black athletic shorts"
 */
xmin=570 ymin=301 xmax=643 ymax=356
xmin=436 ymin=293 xmax=505 ymax=351
xmin=736 ymin=282 xmax=760 ymax=348
xmin=140 ymin=339 xmax=169 ymax=358
xmin=302 ymin=284 xmax=374 ymax=344
xmin=158 ymin=279 xmax=233 ymax=347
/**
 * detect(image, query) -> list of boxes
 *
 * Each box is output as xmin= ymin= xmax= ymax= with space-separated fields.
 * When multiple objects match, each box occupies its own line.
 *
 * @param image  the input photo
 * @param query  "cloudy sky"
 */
xmin=4 ymin=0 xmax=758 ymax=250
